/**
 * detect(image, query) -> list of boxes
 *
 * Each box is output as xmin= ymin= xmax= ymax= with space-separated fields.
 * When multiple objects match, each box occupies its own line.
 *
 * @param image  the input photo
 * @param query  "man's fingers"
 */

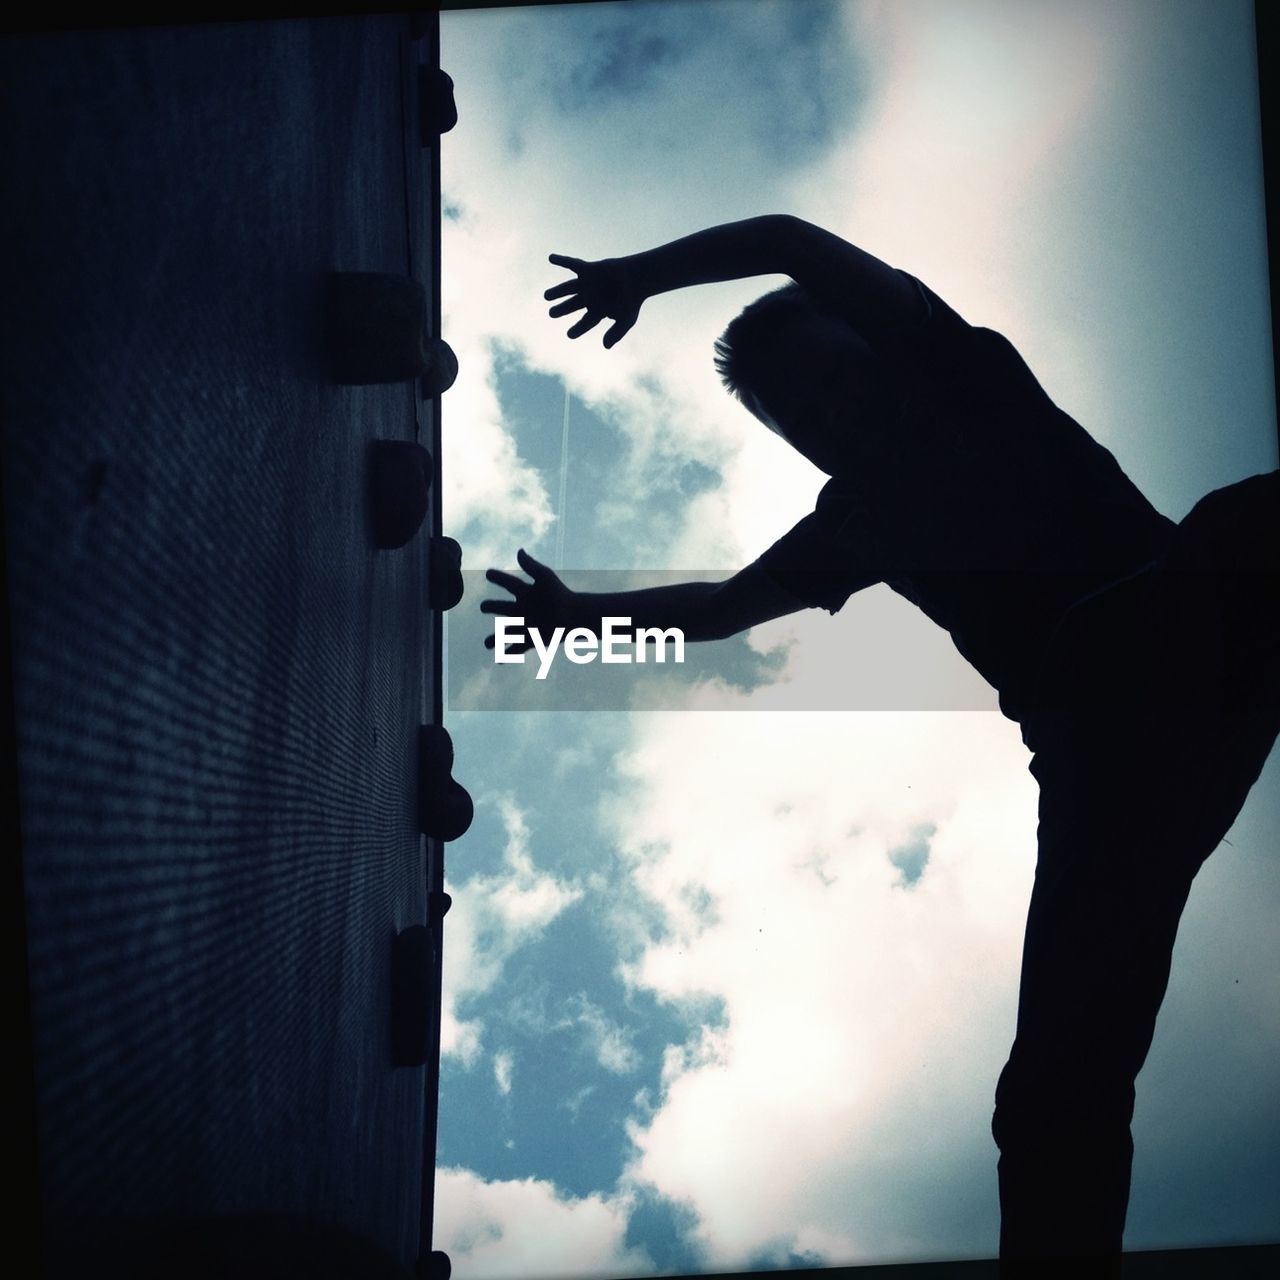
xmin=485 ymin=635 xmax=534 ymax=652
xmin=479 ymin=599 xmax=523 ymax=616
xmin=485 ymin=568 xmax=527 ymax=595
xmin=602 ymin=316 xmax=634 ymax=348
xmin=549 ymin=253 xmax=585 ymax=270
xmin=548 ymin=296 xmax=585 ymax=318
xmin=544 ymin=279 xmax=579 ymax=301
xmin=566 ymin=311 xmax=602 ymax=339
xmin=484 ymin=634 xmax=533 ymax=653
xmin=517 ymin=548 xmax=548 ymax=580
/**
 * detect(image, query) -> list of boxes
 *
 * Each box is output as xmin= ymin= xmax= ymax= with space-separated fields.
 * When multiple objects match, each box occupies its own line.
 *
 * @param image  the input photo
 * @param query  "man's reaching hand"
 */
xmin=544 ymin=254 xmax=645 ymax=347
xmin=482 ymin=549 xmax=573 ymax=651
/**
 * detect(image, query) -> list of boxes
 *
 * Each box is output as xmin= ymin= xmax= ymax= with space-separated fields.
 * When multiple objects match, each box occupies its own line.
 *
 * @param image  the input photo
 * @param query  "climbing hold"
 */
xmin=325 ymin=272 xmax=455 ymax=387
xmin=422 ymin=1250 xmax=452 ymax=1280
xmin=389 ymin=925 xmax=432 ymax=1068
xmin=429 ymin=536 xmax=464 ymax=611
xmin=367 ymin=440 xmax=433 ymax=550
xmin=418 ymin=724 xmax=473 ymax=843
xmin=428 ymin=889 xmax=453 ymax=927
xmin=420 ymin=67 xmax=458 ymax=142
xmin=420 ymin=338 xmax=458 ymax=400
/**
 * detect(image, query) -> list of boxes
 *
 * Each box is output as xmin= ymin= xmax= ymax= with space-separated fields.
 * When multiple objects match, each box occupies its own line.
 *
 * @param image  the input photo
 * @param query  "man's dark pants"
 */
xmin=992 ymin=471 xmax=1280 ymax=1272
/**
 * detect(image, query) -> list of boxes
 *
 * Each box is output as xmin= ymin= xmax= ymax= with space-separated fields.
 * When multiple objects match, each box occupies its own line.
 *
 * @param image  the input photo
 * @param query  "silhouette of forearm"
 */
xmin=627 ymin=214 xmax=919 ymax=334
xmin=627 ymin=215 xmax=798 ymax=294
xmin=565 ymin=566 xmax=803 ymax=643
xmin=565 ymin=582 xmax=735 ymax=643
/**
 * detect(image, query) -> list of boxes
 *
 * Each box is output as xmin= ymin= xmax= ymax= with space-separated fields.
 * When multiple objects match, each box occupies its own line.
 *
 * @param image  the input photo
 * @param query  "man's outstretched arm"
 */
xmin=482 ymin=551 xmax=805 ymax=648
xmin=545 ymin=214 xmax=921 ymax=346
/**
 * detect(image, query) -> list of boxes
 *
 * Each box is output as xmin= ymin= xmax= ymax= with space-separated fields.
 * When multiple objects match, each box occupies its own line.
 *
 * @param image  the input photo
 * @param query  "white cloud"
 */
xmin=505 ymin=988 xmax=643 ymax=1076
xmin=494 ymin=1050 xmax=514 ymax=1097
xmin=572 ymin=995 xmax=642 ymax=1075
xmin=434 ymin=1168 xmax=650 ymax=1280
xmin=607 ymin=698 xmax=1037 ymax=1268
xmin=813 ymin=0 xmax=1132 ymax=437
xmin=563 ymin=1083 xmax=597 ymax=1123
xmin=441 ymin=796 xmax=584 ymax=1065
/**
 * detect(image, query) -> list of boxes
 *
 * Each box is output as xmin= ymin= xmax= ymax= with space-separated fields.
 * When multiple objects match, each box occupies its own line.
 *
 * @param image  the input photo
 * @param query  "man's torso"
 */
xmin=755 ymin=278 xmax=1176 ymax=721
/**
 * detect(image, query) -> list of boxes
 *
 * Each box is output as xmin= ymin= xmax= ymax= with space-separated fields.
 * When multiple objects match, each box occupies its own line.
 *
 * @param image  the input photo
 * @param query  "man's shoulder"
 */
xmin=877 ymin=281 xmax=1059 ymax=418
xmin=813 ymin=475 xmax=881 ymax=549
xmin=753 ymin=497 xmax=881 ymax=616
xmin=895 ymin=274 xmax=969 ymax=327
xmin=869 ymin=275 xmax=986 ymax=374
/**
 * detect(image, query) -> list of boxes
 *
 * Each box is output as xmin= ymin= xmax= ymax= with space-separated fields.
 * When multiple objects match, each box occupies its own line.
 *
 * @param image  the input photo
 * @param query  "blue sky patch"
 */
xmin=888 ymin=822 xmax=936 ymax=889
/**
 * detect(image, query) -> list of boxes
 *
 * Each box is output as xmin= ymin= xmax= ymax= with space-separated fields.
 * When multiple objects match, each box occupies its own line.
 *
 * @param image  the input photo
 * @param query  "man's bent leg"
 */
xmin=992 ymin=714 xmax=1202 ymax=1271
xmin=993 ymin=702 xmax=1276 ymax=1273
xmin=994 ymin=467 xmax=1279 ymax=1272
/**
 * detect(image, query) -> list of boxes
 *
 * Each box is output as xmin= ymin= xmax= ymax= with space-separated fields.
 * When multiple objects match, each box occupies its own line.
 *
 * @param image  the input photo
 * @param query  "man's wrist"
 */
xmin=617 ymin=253 xmax=653 ymax=302
xmin=558 ymin=588 xmax=589 ymax=633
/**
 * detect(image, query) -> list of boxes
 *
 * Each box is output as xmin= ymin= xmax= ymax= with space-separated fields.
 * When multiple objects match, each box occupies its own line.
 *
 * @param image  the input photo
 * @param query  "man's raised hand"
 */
xmin=545 ymin=254 xmax=644 ymax=348
xmin=481 ymin=549 xmax=572 ymax=651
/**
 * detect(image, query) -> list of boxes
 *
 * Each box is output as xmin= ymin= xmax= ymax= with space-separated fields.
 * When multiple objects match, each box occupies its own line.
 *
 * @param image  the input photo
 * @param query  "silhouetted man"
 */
xmin=482 ymin=215 xmax=1279 ymax=1272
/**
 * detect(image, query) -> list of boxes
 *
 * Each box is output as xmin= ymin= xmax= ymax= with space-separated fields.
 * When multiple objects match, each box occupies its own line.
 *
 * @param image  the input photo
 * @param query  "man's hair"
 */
xmin=715 ymin=284 xmax=893 ymax=456
xmin=713 ymin=282 xmax=817 ymax=436
xmin=716 ymin=280 xmax=885 ymax=445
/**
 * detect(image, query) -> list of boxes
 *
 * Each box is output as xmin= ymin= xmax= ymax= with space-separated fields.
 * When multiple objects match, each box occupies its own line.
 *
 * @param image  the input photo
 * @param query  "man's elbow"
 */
xmin=696 ymin=575 xmax=773 ymax=642
xmin=767 ymin=212 xmax=810 ymax=252
xmin=671 ymin=580 xmax=733 ymax=644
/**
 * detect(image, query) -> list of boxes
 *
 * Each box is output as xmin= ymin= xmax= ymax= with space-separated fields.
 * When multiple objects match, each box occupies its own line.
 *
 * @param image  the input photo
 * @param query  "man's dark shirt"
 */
xmin=754 ymin=279 xmax=1176 ymax=723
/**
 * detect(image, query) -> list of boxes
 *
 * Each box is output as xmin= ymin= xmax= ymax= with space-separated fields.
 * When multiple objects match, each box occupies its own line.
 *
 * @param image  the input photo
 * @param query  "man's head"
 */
xmin=714 ymin=283 xmax=891 ymax=473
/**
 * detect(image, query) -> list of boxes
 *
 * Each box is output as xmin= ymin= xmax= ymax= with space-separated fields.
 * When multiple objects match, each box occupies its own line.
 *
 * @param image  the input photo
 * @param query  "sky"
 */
xmin=431 ymin=1 xmax=1280 ymax=1275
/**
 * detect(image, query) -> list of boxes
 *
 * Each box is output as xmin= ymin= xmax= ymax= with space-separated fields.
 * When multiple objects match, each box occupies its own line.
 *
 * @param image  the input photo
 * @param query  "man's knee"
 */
xmin=1175 ymin=470 xmax=1279 ymax=576
xmin=992 ymin=1052 xmax=1135 ymax=1155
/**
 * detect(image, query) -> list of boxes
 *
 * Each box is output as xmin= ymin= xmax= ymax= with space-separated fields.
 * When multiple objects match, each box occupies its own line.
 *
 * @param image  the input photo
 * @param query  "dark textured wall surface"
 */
xmin=2 ymin=16 xmax=437 ymax=1274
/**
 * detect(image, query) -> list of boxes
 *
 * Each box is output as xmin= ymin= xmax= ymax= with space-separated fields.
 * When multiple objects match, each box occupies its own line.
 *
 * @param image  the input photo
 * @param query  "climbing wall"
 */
xmin=2 ymin=13 xmax=465 ymax=1277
